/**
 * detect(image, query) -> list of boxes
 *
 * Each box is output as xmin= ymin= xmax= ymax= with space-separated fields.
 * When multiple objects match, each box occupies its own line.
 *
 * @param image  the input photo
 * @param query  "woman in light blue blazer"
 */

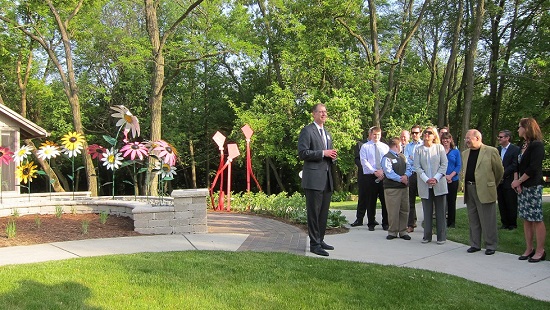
xmin=414 ymin=126 xmax=448 ymax=244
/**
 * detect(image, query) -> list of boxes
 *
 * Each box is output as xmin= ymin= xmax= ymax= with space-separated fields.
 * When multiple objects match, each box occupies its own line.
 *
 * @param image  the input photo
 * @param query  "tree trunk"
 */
xmin=460 ymin=0 xmax=485 ymax=150
xmin=438 ymin=0 xmax=463 ymax=128
xmin=189 ymin=139 xmax=197 ymax=188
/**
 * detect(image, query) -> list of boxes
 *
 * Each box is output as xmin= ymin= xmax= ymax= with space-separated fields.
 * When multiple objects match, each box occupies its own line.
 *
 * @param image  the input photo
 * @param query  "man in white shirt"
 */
xmin=350 ymin=126 xmax=389 ymax=231
xmin=496 ymin=130 xmax=520 ymax=230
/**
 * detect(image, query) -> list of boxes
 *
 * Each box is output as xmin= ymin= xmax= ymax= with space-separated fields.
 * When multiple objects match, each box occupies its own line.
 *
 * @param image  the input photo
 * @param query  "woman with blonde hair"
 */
xmin=511 ymin=118 xmax=546 ymax=262
xmin=414 ymin=126 xmax=448 ymax=244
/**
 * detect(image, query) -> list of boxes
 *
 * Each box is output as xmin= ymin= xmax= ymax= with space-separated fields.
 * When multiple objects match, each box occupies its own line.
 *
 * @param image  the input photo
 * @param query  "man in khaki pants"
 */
xmin=462 ymin=129 xmax=504 ymax=255
xmin=382 ymin=138 xmax=413 ymax=240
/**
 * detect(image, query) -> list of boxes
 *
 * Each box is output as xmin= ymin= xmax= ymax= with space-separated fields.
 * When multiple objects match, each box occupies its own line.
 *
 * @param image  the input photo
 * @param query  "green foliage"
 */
xmin=55 ymin=206 xmax=63 ymax=219
xmin=99 ymin=211 xmax=109 ymax=224
xmin=81 ymin=219 xmax=90 ymax=235
xmin=6 ymin=218 xmax=16 ymax=238
xmin=331 ymin=191 xmax=352 ymax=202
xmin=215 ymin=191 xmax=347 ymax=228
xmin=11 ymin=209 xmax=19 ymax=217
xmin=34 ymin=215 xmax=41 ymax=229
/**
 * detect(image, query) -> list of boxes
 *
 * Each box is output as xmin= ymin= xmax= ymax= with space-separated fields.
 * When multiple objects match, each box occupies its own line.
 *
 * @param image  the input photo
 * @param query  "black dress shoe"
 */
xmin=400 ymin=235 xmax=411 ymax=240
xmin=310 ymin=247 xmax=329 ymax=256
xmin=386 ymin=235 xmax=397 ymax=240
xmin=367 ymin=225 xmax=375 ymax=231
xmin=382 ymin=224 xmax=389 ymax=231
xmin=467 ymin=247 xmax=481 ymax=253
xmin=528 ymin=251 xmax=546 ymax=263
xmin=350 ymin=220 xmax=363 ymax=227
xmin=518 ymin=249 xmax=536 ymax=261
xmin=321 ymin=242 xmax=334 ymax=250
xmin=485 ymin=249 xmax=496 ymax=255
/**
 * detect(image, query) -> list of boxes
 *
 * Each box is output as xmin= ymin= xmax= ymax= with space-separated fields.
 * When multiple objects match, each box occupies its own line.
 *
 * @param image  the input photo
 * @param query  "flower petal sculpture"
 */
xmin=61 ymin=132 xmax=85 ymax=158
xmin=153 ymin=140 xmax=177 ymax=166
xmin=87 ymin=144 xmax=107 ymax=160
xmin=111 ymin=105 xmax=140 ymax=138
xmin=120 ymin=142 xmax=148 ymax=161
xmin=101 ymin=148 xmax=123 ymax=171
xmin=159 ymin=163 xmax=177 ymax=179
xmin=0 ymin=147 xmax=14 ymax=166
xmin=37 ymin=144 xmax=61 ymax=160
xmin=12 ymin=145 xmax=33 ymax=164
xmin=16 ymin=161 xmax=38 ymax=184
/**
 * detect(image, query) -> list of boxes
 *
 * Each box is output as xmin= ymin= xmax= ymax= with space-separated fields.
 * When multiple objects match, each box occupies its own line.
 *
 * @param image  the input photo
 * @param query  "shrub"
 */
xmin=213 ymin=191 xmax=347 ymax=228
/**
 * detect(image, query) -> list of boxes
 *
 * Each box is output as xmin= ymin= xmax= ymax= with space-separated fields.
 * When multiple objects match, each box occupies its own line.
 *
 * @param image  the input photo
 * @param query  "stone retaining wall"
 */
xmin=0 ymin=189 xmax=208 ymax=235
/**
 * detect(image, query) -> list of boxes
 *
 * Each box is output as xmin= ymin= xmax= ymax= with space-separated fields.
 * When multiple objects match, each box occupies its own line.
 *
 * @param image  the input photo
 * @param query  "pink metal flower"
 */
xmin=120 ymin=142 xmax=148 ymax=161
xmin=0 ymin=147 xmax=14 ymax=166
xmin=87 ymin=144 xmax=107 ymax=160
xmin=153 ymin=140 xmax=177 ymax=166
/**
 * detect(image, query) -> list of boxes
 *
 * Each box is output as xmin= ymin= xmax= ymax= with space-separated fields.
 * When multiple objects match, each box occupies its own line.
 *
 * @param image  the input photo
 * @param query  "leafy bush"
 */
xmin=211 ymin=191 xmax=347 ymax=228
xmin=331 ymin=191 xmax=352 ymax=202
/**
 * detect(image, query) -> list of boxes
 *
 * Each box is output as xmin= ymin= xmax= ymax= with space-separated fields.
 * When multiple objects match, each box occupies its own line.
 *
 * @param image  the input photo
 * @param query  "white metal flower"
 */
xmin=110 ymin=105 xmax=140 ymax=138
xmin=101 ymin=148 xmax=124 ymax=171
xmin=157 ymin=163 xmax=177 ymax=179
xmin=12 ymin=145 xmax=33 ymax=164
xmin=37 ymin=145 xmax=61 ymax=160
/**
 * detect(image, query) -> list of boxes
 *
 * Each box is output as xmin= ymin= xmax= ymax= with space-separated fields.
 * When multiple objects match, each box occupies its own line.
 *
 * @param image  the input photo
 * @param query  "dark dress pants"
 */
xmin=497 ymin=184 xmax=518 ymax=228
xmin=407 ymin=172 xmax=418 ymax=227
xmin=305 ymin=176 xmax=332 ymax=248
xmin=365 ymin=174 xmax=387 ymax=226
xmin=354 ymin=172 xmax=368 ymax=222
xmin=446 ymin=180 xmax=459 ymax=227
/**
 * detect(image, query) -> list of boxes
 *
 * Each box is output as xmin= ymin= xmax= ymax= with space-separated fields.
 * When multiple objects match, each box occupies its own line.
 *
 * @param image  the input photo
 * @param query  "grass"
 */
xmin=447 ymin=202 xmax=550 ymax=255
xmin=0 ymin=251 xmax=547 ymax=309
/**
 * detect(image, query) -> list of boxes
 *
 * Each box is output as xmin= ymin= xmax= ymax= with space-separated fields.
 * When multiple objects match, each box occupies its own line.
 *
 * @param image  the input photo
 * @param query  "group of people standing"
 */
xmin=298 ymin=103 xmax=545 ymax=262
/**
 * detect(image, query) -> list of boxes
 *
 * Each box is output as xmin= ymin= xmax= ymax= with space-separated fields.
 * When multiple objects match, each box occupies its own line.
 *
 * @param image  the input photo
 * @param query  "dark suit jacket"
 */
xmin=498 ymin=143 xmax=520 ymax=188
xmin=298 ymin=123 xmax=334 ymax=191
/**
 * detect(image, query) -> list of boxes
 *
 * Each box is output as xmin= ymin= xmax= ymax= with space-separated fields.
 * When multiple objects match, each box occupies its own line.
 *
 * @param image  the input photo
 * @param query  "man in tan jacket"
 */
xmin=462 ymin=129 xmax=504 ymax=255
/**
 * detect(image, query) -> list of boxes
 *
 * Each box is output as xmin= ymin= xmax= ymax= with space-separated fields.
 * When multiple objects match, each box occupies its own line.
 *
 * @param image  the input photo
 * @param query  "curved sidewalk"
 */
xmin=0 ymin=203 xmax=548 ymax=303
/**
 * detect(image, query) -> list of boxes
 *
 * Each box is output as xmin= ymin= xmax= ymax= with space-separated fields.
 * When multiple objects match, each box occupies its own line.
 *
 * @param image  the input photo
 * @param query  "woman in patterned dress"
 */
xmin=511 ymin=118 xmax=546 ymax=263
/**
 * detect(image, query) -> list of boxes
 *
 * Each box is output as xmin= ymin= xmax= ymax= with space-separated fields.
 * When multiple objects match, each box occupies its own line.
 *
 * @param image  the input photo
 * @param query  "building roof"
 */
xmin=0 ymin=104 xmax=49 ymax=139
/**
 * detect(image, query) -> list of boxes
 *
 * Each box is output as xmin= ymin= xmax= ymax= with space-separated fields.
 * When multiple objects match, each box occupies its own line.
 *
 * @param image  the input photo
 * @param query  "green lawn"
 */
xmin=0 ymin=251 xmax=547 ymax=309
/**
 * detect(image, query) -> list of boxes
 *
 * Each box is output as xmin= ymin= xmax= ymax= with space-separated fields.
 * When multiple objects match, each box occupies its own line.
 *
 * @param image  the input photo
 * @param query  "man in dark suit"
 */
xmin=298 ymin=103 xmax=338 ymax=256
xmin=496 ymin=130 xmax=520 ymax=230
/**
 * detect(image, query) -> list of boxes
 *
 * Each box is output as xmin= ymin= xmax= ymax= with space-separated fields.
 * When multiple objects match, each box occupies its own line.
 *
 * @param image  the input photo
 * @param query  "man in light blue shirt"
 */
xmin=382 ymin=137 xmax=413 ymax=240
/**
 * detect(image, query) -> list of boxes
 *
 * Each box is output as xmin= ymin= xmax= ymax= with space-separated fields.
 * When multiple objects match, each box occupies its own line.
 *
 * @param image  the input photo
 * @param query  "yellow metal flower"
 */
xmin=16 ymin=161 xmax=38 ymax=184
xmin=61 ymin=132 xmax=85 ymax=157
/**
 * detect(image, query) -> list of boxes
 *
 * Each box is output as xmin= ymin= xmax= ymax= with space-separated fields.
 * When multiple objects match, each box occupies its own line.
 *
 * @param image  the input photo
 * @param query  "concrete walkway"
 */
xmin=0 ymin=199 xmax=548 ymax=303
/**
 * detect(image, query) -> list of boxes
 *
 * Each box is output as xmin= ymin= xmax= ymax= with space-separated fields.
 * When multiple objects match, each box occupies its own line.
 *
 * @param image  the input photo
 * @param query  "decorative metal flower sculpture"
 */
xmin=153 ymin=140 xmax=178 ymax=166
xmin=87 ymin=144 xmax=107 ymax=160
xmin=61 ymin=131 xmax=86 ymax=199
xmin=16 ymin=161 xmax=38 ymax=184
xmin=37 ymin=142 xmax=61 ymax=200
xmin=0 ymin=146 xmax=14 ymax=203
xmin=61 ymin=132 xmax=85 ymax=158
xmin=12 ymin=145 xmax=33 ymax=164
xmin=120 ymin=142 xmax=148 ymax=161
xmin=110 ymin=105 xmax=140 ymax=138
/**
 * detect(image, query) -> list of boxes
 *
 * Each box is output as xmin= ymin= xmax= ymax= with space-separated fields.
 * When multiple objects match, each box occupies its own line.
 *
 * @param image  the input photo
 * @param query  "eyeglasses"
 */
xmin=423 ymin=131 xmax=433 ymax=135
xmin=315 ymin=110 xmax=328 ymax=115
xmin=411 ymin=131 xmax=420 ymax=134
xmin=497 ymin=136 xmax=506 ymax=139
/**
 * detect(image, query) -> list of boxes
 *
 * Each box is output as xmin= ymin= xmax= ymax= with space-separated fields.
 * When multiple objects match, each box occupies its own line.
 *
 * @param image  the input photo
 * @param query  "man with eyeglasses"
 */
xmin=298 ymin=103 xmax=338 ymax=256
xmin=496 ymin=130 xmax=520 ymax=230
xmin=403 ymin=125 xmax=423 ymax=232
